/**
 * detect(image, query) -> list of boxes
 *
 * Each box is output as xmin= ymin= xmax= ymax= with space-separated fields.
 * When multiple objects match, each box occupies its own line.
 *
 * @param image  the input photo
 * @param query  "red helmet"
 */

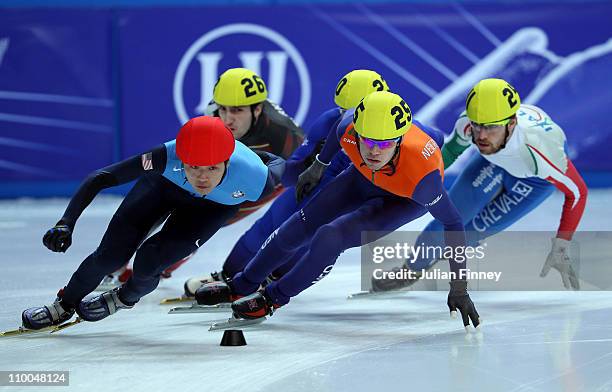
xmin=176 ymin=116 xmax=235 ymax=166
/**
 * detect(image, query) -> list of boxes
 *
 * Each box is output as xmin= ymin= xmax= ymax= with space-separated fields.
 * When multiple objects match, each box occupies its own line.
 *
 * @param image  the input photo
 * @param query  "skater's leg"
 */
xmin=467 ymin=174 xmax=554 ymax=239
xmin=267 ymin=196 xmax=426 ymax=304
xmin=223 ymin=188 xmax=298 ymax=276
xmin=232 ymin=167 xmax=363 ymax=292
xmin=24 ymin=176 xmax=172 ymax=328
xmin=61 ymin=176 xmax=172 ymax=307
xmin=409 ymin=155 xmax=505 ymax=270
xmin=224 ymin=170 xmax=339 ymax=278
xmin=120 ymin=200 xmax=239 ymax=303
xmin=410 ymin=159 xmax=554 ymax=271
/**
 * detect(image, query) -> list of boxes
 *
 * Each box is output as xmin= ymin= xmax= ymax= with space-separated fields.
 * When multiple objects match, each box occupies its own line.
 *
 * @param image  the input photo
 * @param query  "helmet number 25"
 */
xmin=390 ymin=100 xmax=412 ymax=130
xmin=241 ymin=76 xmax=266 ymax=98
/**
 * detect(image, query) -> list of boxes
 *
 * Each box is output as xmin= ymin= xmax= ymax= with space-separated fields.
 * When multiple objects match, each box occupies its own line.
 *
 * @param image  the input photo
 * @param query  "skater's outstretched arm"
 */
xmin=43 ymin=145 xmax=167 ymax=252
xmin=412 ymin=170 xmax=480 ymax=329
xmin=411 ymin=169 xmax=466 ymax=276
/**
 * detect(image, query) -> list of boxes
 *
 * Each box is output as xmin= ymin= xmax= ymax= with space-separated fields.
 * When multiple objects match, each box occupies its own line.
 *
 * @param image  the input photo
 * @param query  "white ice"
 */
xmin=1 ymin=190 xmax=612 ymax=392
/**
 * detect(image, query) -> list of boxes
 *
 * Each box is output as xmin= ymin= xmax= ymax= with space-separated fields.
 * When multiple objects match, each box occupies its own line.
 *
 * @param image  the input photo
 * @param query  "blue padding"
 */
xmin=0 ymin=0 xmax=603 ymax=7
xmin=0 ymin=181 xmax=135 ymax=199
xmin=1 ymin=173 xmax=612 ymax=199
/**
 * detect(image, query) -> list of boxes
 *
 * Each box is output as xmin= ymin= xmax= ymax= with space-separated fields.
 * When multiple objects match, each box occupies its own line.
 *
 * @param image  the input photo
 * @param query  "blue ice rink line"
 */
xmin=451 ymin=2 xmax=502 ymax=46
xmin=0 ymin=91 xmax=114 ymax=107
xmin=309 ymin=5 xmax=438 ymax=98
xmin=0 ymin=160 xmax=59 ymax=178
xmin=0 ymin=137 xmax=78 ymax=156
xmin=0 ymin=112 xmax=113 ymax=133
xmin=412 ymin=11 xmax=480 ymax=64
xmin=356 ymin=4 xmax=459 ymax=81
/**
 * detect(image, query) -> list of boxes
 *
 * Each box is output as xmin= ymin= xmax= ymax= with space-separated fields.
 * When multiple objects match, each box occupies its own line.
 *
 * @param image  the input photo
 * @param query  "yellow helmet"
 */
xmin=213 ymin=68 xmax=267 ymax=107
xmin=353 ymin=91 xmax=412 ymax=140
xmin=466 ymin=78 xmax=521 ymax=125
xmin=334 ymin=69 xmax=389 ymax=110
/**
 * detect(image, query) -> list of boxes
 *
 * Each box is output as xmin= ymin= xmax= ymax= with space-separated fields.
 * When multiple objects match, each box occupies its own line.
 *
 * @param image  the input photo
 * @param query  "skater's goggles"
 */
xmin=469 ymin=120 xmax=509 ymax=134
xmin=359 ymin=136 xmax=401 ymax=150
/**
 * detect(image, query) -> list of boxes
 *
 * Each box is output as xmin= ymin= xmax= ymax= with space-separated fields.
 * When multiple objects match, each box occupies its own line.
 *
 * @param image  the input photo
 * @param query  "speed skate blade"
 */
xmin=95 ymin=282 xmax=119 ymax=292
xmin=160 ymin=296 xmax=195 ymax=305
xmin=1 ymin=325 xmax=55 ymax=337
xmin=347 ymin=290 xmax=412 ymax=299
xmin=49 ymin=317 xmax=83 ymax=333
xmin=1 ymin=317 xmax=83 ymax=337
xmin=208 ymin=316 xmax=266 ymax=331
xmin=168 ymin=303 xmax=231 ymax=314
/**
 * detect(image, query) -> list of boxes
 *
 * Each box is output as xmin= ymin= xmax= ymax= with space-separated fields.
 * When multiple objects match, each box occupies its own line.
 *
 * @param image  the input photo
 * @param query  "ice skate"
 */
xmin=183 ymin=270 xmax=225 ymax=298
xmin=231 ymin=290 xmax=282 ymax=320
xmin=167 ymin=302 xmax=231 ymax=314
xmin=194 ymin=281 xmax=242 ymax=306
xmin=208 ymin=314 xmax=267 ymax=331
xmin=21 ymin=292 xmax=75 ymax=330
xmin=77 ymin=287 xmax=134 ymax=322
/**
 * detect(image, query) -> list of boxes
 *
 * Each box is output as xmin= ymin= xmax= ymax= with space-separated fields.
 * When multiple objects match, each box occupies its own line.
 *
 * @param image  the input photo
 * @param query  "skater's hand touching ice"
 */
xmin=540 ymin=238 xmax=580 ymax=290
xmin=43 ymin=222 xmax=73 ymax=252
xmin=447 ymin=280 xmax=480 ymax=330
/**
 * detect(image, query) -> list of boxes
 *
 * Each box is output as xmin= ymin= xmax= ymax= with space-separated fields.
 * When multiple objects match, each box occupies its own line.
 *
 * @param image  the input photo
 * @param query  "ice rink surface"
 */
xmin=1 ymin=190 xmax=612 ymax=392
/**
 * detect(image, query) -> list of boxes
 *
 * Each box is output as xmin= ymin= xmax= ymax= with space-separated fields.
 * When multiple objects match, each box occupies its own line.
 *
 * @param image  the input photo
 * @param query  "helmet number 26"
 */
xmin=390 ymin=100 xmax=412 ymax=130
xmin=241 ymin=75 xmax=266 ymax=98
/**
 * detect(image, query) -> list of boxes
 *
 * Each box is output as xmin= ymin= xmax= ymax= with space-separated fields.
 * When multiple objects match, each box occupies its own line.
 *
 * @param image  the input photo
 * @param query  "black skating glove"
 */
xmin=43 ymin=221 xmax=73 ymax=252
xmin=447 ymin=280 xmax=480 ymax=329
xmin=303 ymin=140 xmax=326 ymax=168
xmin=295 ymin=155 xmax=329 ymax=203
